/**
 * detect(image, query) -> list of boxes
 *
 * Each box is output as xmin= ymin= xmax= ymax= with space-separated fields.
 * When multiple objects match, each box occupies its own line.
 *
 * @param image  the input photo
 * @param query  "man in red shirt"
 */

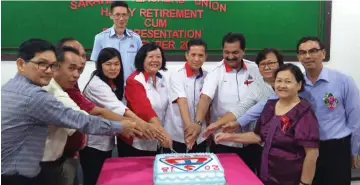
xmin=58 ymin=38 xmax=165 ymax=185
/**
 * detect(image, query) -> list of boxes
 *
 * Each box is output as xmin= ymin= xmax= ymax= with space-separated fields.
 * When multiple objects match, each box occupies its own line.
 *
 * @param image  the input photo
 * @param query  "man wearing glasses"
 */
xmin=217 ymin=36 xmax=360 ymax=185
xmin=90 ymin=1 xmax=142 ymax=80
xmin=1 ymin=39 xmax=141 ymax=185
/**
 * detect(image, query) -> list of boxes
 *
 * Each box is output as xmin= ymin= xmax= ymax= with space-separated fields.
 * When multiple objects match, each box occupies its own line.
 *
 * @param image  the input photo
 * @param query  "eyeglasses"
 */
xmin=259 ymin=61 xmax=278 ymax=69
xmin=298 ymin=48 xmax=322 ymax=56
xmin=29 ymin=61 xmax=57 ymax=71
xmin=111 ymin=13 xmax=129 ymax=19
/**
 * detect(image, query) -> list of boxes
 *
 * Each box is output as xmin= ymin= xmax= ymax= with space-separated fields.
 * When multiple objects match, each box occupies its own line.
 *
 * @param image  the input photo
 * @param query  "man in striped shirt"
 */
xmin=1 ymin=38 xmax=141 ymax=185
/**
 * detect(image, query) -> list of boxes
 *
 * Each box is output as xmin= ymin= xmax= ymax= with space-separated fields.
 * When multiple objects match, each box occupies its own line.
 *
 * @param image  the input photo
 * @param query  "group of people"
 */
xmin=2 ymin=1 xmax=360 ymax=185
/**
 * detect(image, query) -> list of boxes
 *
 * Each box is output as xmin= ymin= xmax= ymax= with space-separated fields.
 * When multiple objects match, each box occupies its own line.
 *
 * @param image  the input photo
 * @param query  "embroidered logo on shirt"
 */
xmin=244 ymin=74 xmax=254 ymax=85
xmin=129 ymin=44 xmax=135 ymax=48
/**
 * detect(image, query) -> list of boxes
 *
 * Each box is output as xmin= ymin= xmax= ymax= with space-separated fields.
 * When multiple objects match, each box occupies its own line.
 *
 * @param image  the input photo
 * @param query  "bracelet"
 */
xmin=300 ymin=180 xmax=311 ymax=185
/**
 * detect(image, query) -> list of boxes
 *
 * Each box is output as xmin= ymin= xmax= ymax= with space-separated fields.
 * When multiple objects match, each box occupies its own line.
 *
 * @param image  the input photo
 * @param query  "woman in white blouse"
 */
xmin=125 ymin=42 xmax=173 ymax=156
xmin=82 ymin=47 xmax=162 ymax=185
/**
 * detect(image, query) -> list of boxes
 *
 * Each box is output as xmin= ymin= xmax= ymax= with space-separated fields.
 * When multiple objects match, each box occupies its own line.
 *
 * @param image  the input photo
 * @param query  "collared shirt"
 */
xmin=125 ymin=70 xmax=169 ymax=151
xmin=1 ymin=73 xmax=122 ymax=177
xmin=237 ymin=67 xmax=360 ymax=156
xmin=83 ymin=75 xmax=128 ymax=152
xmin=90 ymin=26 xmax=142 ymax=80
xmin=165 ymin=63 xmax=207 ymax=144
xmin=230 ymin=78 xmax=274 ymax=132
xmin=42 ymin=79 xmax=87 ymax=162
xmin=201 ymin=59 xmax=261 ymax=148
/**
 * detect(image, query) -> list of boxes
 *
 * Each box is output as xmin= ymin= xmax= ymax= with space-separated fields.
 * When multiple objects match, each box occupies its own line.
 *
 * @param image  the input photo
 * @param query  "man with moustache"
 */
xmin=194 ymin=32 xmax=261 ymax=167
xmin=90 ymin=1 xmax=142 ymax=80
xmin=219 ymin=36 xmax=360 ymax=185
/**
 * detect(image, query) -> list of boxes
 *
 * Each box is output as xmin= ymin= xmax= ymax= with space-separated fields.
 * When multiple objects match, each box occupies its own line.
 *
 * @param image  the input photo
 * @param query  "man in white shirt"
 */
xmin=37 ymin=47 xmax=90 ymax=185
xmin=90 ymin=1 xmax=142 ymax=80
xmin=164 ymin=39 xmax=208 ymax=153
xmin=194 ymin=32 xmax=261 ymax=167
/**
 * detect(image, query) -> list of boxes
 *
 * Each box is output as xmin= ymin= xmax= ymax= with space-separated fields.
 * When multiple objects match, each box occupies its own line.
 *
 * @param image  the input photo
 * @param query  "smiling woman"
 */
xmin=124 ymin=42 xmax=173 ymax=157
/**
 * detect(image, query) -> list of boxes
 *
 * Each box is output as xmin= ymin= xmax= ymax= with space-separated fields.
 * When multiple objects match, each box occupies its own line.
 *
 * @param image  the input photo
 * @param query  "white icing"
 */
xmin=154 ymin=153 xmax=226 ymax=185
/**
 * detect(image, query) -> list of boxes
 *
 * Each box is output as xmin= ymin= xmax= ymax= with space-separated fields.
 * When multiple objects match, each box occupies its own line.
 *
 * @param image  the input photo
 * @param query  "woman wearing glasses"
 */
xmin=203 ymin=48 xmax=284 ymax=173
xmin=215 ymin=64 xmax=319 ymax=185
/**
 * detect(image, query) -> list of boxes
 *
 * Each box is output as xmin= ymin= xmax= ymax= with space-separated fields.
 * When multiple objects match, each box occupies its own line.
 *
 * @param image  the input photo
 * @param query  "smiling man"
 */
xmin=91 ymin=1 xmax=142 ymax=80
xmin=1 ymin=39 xmax=140 ymax=185
xmin=226 ymin=36 xmax=360 ymax=185
xmin=194 ymin=32 xmax=261 ymax=168
xmin=38 ymin=46 xmax=86 ymax=185
xmin=164 ymin=39 xmax=208 ymax=153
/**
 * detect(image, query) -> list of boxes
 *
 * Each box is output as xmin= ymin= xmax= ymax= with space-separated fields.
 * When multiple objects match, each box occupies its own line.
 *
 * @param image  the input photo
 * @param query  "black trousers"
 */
xmin=162 ymin=140 xmax=208 ymax=153
xmin=37 ymin=156 xmax=66 ymax=185
xmin=312 ymin=135 xmax=351 ymax=185
xmin=1 ymin=174 xmax=39 ymax=185
xmin=211 ymin=143 xmax=262 ymax=173
xmin=116 ymin=137 xmax=160 ymax=157
xmin=79 ymin=146 xmax=112 ymax=185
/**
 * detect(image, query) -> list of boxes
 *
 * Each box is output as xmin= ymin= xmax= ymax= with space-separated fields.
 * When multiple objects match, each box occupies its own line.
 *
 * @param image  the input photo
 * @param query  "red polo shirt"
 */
xmin=64 ymin=82 xmax=96 ymax=157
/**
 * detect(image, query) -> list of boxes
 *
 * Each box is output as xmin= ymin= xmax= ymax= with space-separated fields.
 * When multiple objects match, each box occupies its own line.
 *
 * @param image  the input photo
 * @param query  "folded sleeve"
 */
xmin=169 ymin=73 xmax=187 ymax=103
xmin=200 ymin=70 xmax=219 ymax=100
xmin=295 ymin=109 xmax=320 ymax=148
xmin=125 ymin=78 xmax=157 ymax=122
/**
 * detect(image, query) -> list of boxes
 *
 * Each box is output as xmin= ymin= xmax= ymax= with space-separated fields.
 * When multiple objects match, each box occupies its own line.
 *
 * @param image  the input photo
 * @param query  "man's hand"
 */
xmin=185 ymin=123 xmax=201 ymax=150
xmin=352 ymin=155 xmax=360 ymax=168
xmin=221 ymin=121 xmax=240 ymax=133
xmin=214 ymin=132 xmax=233 ymax=144
xmin=202 ymin=122 xmax=222 ymax=138
xmin=120 ymin=120 xmax=143 ymax=137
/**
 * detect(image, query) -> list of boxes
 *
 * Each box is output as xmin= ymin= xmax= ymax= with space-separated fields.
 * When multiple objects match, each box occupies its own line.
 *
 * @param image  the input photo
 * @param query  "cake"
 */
xmin=153 ymin=153 xmax=226 ymax=185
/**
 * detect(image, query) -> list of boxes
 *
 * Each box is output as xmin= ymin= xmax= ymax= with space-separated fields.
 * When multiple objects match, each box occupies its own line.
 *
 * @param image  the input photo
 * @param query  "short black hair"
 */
xmin=255 ymin=48 xmax=284 ymax=66
xmin=110 ymin=1 xmax=129 ymax=12
xmin=56 ymin=37 xmax=77 ymax=49
xmin=222 ymin=32 xmax=246 ymax=50
xmin=274 ymin=63 xmax=305 ymax=92
xmin=95 ymin=47 xmax=125 ymax=101
xmin=134 ymin=42 xmax=167 ymax=72
xmin=187 ymin=39 xmax=207 ymax=52
xmin=56 ymin=46 xmax=80 ymax=64
xmin=18 ymin=38 xmax=56 ymax=62
xmin=296 ymin=36 xmax=325 ymax=52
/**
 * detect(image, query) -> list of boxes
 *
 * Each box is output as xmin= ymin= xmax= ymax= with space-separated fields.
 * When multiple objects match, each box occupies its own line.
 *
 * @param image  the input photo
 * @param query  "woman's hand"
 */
xmin=214 ymin=132 xmax=233 ymax=144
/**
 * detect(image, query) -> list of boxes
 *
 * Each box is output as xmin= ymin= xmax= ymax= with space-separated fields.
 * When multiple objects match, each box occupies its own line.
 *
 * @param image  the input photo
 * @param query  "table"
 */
xmin=96 ymin=153 xmax=263 ymax=185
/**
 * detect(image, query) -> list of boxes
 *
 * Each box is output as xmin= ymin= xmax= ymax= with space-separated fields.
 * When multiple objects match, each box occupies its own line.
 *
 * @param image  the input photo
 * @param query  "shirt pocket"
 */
xmin=126 ymin=49 xmax=138 ymax=65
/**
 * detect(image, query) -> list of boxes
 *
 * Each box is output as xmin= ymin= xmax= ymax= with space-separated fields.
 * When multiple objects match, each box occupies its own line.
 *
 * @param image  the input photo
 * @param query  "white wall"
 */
xmin=2 ymin=0 xmax=360 ymax=91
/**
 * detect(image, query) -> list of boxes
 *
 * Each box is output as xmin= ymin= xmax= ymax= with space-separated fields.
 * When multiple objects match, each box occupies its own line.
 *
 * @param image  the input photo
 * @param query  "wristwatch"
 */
xmin=195 ymin=120 xmax=202 ymax=125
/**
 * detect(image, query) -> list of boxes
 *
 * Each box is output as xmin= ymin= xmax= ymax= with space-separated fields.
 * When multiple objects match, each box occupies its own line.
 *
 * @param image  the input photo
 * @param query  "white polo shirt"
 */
xmin=83 ymin=75 xmax=127 ymax=152
xmin=125 ymin=70 xmax=169 ymax=151
xmin=42 ymin=79 xmax=82 ymax=162
xmin=201 ymin=59 xmax=261 ymax=148
xmin=165 ymin=63 xmax=207 ymax=145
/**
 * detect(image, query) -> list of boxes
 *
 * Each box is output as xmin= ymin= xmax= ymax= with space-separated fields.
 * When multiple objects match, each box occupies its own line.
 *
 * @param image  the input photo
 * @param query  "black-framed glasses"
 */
xmin=28 ymin=61 xmax=57 ymax=71
xmin=259 ymin=61 xmax=278 ymax=69
xmin=298 ymin=48 xmax=323 ymax=56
